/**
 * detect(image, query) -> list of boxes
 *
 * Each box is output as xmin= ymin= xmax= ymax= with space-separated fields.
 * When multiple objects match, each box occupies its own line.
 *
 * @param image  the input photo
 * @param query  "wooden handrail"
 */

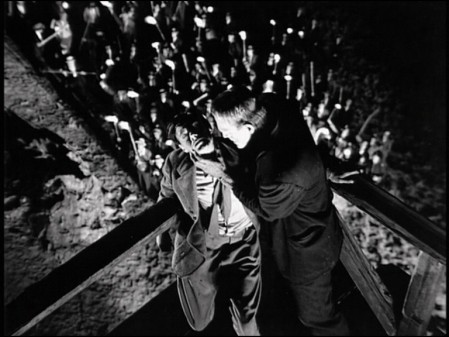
xmin=330 ymin=174 xmax=446 ymax=265
xmin=5 ymin=174 xmax=445 ymax=336
xmin=4 ymin=198 xmax=181 ymax=336
xmin=338 ymin=212 xmax=397 ymax=335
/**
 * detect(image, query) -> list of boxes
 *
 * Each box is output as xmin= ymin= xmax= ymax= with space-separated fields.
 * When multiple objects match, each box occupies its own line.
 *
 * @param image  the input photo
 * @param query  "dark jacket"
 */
xmin=231 ymin=93 xmax=343 ymax=284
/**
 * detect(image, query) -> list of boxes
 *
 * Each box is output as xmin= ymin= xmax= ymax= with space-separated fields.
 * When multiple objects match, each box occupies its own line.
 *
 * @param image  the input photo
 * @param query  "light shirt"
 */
xmin=195 ymin=167 xmax=252 ymax=236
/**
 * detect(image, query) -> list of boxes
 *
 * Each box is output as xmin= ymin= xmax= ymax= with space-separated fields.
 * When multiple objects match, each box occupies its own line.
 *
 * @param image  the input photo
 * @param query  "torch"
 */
xmin=118 ymin=121 xmax=138 ymax=156
xmin=270 ymin=19 xmax=276 ymax=46
xmin=182 ymin=53 xmax=190 ymax=73
xmin=99 ymin=1 xmax=113 ymax=10
xmin=273 ymin=54 xmax=281 ymax=75
xmin=151 ymin=41 xmax=161 ymax=64
xmin=196 ymin=56 xmax=212 ymax=82
xmin=284 ymin=75 xmax=292 ymax=100
xmin=165 ymin=59 xmax=176 ymax=93
xmin=36 ymin=30 xmax=60 ymax=48
xmin=238 ymin=30 xmax=247 ymax=61
xmin=66 ymin=56 xmax=78 ymax=77
xmin=105 ymin=45 xmax=114 ymax=66
xmin=310 ymin=61 xmax=315 ymax=97
xmin=144 ymin=16 xmax=166 ymax=42
xmin=194 ymin=15 xmax=206 ymax=41
xmin=296 ymin=88 xmax=304 ymax=102
xmin=127 ymin=90 xmax=140 ymax=112
xmin=301 ymin=72 xmax=307 ymax=98
xmin=104 ymin=115 xmax=122 ymax=143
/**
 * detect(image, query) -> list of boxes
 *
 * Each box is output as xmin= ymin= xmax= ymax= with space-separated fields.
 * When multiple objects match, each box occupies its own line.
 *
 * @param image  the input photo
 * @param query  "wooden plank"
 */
xmin=337 ymin=212 xmax=397 ymax=336
xmin=5 ymin=198 xmax=181 ymax=336
xmin=397 ymin=251 xmax=445 ymax=336
xmin=331 ymin=175 xmax=446 ymax=265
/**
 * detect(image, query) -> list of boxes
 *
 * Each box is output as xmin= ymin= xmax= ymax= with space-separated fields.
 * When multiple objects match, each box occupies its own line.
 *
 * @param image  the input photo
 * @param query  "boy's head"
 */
xmin=168 ymin=112 xmax=212 ymax=153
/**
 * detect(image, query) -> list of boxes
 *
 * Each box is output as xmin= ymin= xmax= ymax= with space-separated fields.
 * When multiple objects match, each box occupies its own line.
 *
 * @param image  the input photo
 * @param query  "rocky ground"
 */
xmin=4 ymin=34 xmax=175 ymax=336
xmin=4 ymin=29 xmax=446 ymax=336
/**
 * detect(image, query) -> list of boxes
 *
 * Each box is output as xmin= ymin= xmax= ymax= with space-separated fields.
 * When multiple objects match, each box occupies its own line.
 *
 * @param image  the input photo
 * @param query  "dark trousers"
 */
xmin=177 ymin=226 xmax=261 ymax=336
xmin=289 ymin=270 xmax=350 ymax=336
xmin=266 ymin=219 xmax=350 ymax=336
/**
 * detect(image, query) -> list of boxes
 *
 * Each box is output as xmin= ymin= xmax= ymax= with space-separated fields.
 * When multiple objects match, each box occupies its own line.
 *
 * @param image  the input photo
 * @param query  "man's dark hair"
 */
xmin=211 ymin=85 xmax=267 ymax=129
xmin=167 ymin=111 xmax=212 ymax=143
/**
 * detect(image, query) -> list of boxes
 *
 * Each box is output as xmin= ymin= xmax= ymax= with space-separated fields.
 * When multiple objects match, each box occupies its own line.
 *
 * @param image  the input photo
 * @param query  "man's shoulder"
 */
xmin=256 ymin=147 xmax=325 ymax=188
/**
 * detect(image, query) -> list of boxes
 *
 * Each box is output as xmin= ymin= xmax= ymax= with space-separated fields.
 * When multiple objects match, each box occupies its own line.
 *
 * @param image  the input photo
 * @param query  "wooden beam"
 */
xmin=331 ymin=175 xmax=446 ymax=265
xmin=397 ymin=251 xmax=445 ymax=336
xmin=338 ymin=213 xmax=397 ymax=336
xmin=5 ymin=198 xmax=181 ymax=336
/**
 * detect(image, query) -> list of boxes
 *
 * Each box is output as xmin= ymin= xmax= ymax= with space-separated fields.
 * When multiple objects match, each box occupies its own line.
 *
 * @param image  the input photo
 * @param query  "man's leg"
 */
xmin=225 ymin=227 xmax=262 ymax=336
xmin=177 ymin=251 xmax=218 ymax=332
xmin=289 ymin=269 xmax=350 ymax=336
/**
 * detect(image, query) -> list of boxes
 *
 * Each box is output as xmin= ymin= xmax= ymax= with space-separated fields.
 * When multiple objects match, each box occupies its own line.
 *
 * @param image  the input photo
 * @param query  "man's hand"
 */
xmin=191 ymin=137 xmax=236 ymax=186
xmin=194 ymin=155 xmax=226 ymax=177
xmin=327 ymin=169 xmax=361 ymax=184
xmin=192 ymin=137 xmax=215 ymax=155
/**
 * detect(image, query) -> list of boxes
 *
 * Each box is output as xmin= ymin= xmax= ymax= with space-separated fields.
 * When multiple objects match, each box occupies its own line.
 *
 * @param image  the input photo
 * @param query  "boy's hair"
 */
xmin=211 ymin=85 xmax=267 ymax=129
xmin=167 ymin=111 xmax=212 ymax=144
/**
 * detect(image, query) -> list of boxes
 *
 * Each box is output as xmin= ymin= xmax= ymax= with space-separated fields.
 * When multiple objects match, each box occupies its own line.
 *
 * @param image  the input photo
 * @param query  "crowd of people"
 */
xmin=5 ymin=0 xmax=393 ymax=198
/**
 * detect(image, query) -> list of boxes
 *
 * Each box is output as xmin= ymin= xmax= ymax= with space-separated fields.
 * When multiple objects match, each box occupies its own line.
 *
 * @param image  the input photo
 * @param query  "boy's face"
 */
xmin=175 ymin=126 xmax=193 ymax=153
xmin=175 ymin=120 xmax=212 ymax=153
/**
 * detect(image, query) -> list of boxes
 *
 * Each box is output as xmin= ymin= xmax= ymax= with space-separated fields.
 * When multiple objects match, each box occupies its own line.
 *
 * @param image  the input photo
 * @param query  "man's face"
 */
xmin=199 ymin=81 xmax=208 ymax=92
xmin=214 ymin=117 xmax=253 ymax=149
xmin=153 ymin=128 xmax=163 ymax=141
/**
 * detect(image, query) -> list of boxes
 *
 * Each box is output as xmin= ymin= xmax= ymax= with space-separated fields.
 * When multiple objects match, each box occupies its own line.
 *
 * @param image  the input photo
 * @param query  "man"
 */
xmin=211 ymin=86 xmax=350 ymax=336
xmin=156 ymin=112 xmax=262 ymax=335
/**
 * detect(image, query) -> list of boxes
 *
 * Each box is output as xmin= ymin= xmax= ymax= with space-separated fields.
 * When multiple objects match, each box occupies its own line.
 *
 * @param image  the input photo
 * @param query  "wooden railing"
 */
xmin=4 ymin=198 xmax=181 ymax=336
xmin=4 ymin=173 xmax=445 ymax=336
xmin=331 ymin=174 xmax=445 ymax=336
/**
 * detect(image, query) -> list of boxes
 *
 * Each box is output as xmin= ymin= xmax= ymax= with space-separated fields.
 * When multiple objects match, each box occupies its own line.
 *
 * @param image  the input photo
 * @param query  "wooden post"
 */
xmin=337 ymin=212 xmax=397 ymax=335
xmin=397 ymin=251 xmax=445 ymax=336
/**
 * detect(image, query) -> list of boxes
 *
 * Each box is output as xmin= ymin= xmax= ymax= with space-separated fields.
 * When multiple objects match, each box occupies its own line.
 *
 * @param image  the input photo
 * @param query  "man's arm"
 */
xmin=156 ymin=153 xmax=178 ymax=251
xmin=157 ymin=153 xmax=177 ymax=201
xmin=232 ymin=180 xmax=305 ymax=222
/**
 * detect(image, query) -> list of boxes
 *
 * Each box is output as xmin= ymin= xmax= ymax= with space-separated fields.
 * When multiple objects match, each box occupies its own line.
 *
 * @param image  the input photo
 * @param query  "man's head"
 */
xmin=153 ymin=125 xmax=164 ymax=141
xmin=211 ymin=86 xmax=267 ymax=149
xmin=168 ymin=112 xmax=212 ymax=153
